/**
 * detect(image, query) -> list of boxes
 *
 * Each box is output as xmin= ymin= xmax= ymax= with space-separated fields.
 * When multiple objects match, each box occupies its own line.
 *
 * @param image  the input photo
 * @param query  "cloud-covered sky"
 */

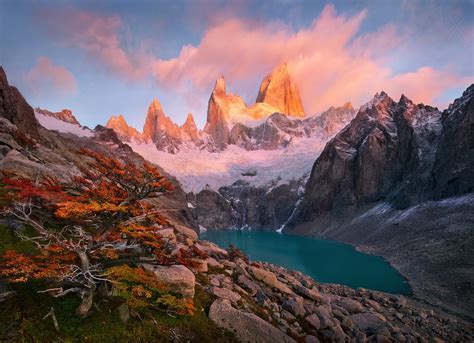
xmin=1 ymin=0 xmax=472 ymax=130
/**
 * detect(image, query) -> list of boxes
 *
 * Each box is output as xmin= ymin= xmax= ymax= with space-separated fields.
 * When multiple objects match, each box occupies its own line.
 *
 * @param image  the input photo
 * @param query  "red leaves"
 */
xmin=0 ymin=249 xmax=76 ymax=283
xmin=2 ymin=177 xmax=70 ymax=204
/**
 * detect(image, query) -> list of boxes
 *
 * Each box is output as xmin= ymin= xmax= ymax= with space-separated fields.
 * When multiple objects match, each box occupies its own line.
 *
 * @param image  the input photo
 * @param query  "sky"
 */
xmin=1 ymin=0 xmax=473 ymax=130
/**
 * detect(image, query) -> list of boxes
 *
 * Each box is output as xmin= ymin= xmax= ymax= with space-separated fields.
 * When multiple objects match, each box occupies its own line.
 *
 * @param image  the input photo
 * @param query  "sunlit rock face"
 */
xmin=35 ymin=108 xmax=81 ymax=126
xmin=255 ymin=63 xmax=305 ymax=118
xmin=143 ymin=98 xmax=184 ymax=153
xmin=181 ymin=113 xmax=199 ymax=141
xmin=106 ymin=114 xmax=142 ymax=142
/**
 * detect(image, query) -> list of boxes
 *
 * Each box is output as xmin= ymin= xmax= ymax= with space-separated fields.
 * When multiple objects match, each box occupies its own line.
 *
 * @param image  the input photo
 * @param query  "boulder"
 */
xmin=141 ymin=264 xmax=195 ymax=298
xmin=189 ymin=259 xmax=208 ymax=273
xmin=173 ymin=223 xmax=198 ymax=240
xmin=238 ymin=274 xmax=262 ymax=295
xmin=282 ymin=299 xmax=306 ymax=317
xmin=336 ymin=298 xmax=364 ymax=314
xmin=295 ymin=284 xmax=323 ymax=302
xmin=250 ymin=266 xmax=293 ymax=294
xmin=211 ymin=287 xmax=241 ymax=302
xmin=209 ymin=299 xmax=296 ymax=343
xmin=206 ymin=257 xmax=223 ymax=268
xmin=349 ymin=313 xmax=387 ymax=332
xmin=195 ymin=241 xmax=228 ymax=257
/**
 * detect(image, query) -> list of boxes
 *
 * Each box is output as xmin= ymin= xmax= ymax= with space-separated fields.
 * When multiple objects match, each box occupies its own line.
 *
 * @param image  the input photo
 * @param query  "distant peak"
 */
xmin=213 ymin=76 xmax=226 ymax=96
xmin=151 ymin=97 xmax=163 ymax=111
xmin=399 ymin=94 xmax=413 ymax=104
xmin=186 ymin=112 xmax=195 ymax=122
xmin=255 ymin=62 xmax=305 ymax=117
xmin=273 ymin=62 xmax=289 ymax=73
xmin=342 ymin=102 xmax=353 ymax=111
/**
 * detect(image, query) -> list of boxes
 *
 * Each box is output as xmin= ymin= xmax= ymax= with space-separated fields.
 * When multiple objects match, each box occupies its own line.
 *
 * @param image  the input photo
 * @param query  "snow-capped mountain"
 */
xmin=35 ymin=108 xmax=81 ymax=126
xmin=104 ymin=62 xmax=319 ymax=154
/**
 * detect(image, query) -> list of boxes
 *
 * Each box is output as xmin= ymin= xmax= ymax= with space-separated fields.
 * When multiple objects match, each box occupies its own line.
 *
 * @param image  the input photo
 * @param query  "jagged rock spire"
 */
xmin=255 ymin=62 xmax=305 ymax=117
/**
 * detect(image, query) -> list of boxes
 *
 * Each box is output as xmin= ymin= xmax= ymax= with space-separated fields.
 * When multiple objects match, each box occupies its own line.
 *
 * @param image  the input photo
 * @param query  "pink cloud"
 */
xmin=151 ymin=4 xmax=466 ymax=113
xmin=25 ymin=57 xmax=77 ymax=96
xmin=39 ymin=5 xmax=470 ymax=114
xmin=41 ymin=8 xmax=151 ymax=81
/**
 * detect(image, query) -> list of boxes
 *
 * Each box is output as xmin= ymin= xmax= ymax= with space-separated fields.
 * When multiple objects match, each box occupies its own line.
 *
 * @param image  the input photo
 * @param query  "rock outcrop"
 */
xmin=255 ymin=63 xmax=305 ymax=118
xmin=209 ymin=299 xmax=296 ymax=343
xmin=0 ymin=66 xmax=39 ymax=139
xmin=106 ymin=114 xmax=142 ymax=142
xmin=35 ymin=108 xmax=81 ymax=125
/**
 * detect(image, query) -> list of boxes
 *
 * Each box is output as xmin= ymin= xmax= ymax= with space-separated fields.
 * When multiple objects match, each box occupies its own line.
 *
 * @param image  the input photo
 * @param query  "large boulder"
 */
xmin=141 ymin=264 xmax=195 ymax=298
xmin=209 ymin=299 xmax=295 ymax=343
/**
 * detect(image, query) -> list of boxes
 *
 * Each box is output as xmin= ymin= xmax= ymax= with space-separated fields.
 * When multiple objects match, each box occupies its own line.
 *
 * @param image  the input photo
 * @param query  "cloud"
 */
xmin=150 ymin=4 xmax=468 ymax=112
xmin=38 ymin=5 xmax=471 ymax=114
xmin=40 ymin=8 xmax=151 ymax=81
xmin=25 ymin=57 xmax=78 ymax=96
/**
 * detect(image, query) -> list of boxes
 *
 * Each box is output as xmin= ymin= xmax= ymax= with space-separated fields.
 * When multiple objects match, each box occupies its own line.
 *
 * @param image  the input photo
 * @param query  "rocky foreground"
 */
xmin=130 ymin=222 xmax=474 ymax=343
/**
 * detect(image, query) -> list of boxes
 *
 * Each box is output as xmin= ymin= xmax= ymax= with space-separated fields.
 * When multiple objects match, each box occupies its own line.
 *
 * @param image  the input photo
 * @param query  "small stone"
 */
xmin=304 ymin=335 xmax=320 ymax=343
xmin=115 ymin=303 xmax=130 ymax=323
xmin=305 ymin=314 xmax=321 ymax=330
xmin=283 ymin=299 xmax=306 ymax=317
xmin=206 ymin=257 xmax=223 ymax=268
xmin=341 ymin=317 xmax=354 ymax=330
xmin=189 ymin=259 xmax=208 ymax=273
xmin=314 ymin=305 xmax=333 ymax=329
xmin=255 ymin=290 xmax=269 ymax=306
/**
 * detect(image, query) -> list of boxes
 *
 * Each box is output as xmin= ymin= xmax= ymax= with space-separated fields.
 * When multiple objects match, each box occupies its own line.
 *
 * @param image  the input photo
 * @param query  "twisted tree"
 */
xmin=0 ymin=149 xmax=179 ymax=317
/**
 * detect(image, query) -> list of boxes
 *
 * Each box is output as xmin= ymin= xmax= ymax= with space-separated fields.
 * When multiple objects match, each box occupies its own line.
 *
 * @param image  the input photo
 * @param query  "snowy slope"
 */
xmin=129 ymin=134 xmax=327 ymax=193
xmin=35 ymin=111 xmax=93 ymax=137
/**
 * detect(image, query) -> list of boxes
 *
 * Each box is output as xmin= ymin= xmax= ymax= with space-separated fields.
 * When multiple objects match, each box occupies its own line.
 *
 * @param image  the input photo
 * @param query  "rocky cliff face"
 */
xmin=35 ymin=108 xmax=81 ymax=126
xmin=0 ymin=67 xmax=39 ymax=139
xmin=432 ymin=85 xmax=474 ymax=198
xmin=256 ymin=63 xmax=305 ymax=117
xmin=289 ymin=91 xmax=446 ymax=226
xmin=105 ymin=114 xmax=142 ymax=142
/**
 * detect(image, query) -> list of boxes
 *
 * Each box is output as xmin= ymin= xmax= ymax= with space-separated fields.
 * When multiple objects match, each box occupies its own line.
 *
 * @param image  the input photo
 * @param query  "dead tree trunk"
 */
xmin=75 ymin=250 xmax=96 ymax=318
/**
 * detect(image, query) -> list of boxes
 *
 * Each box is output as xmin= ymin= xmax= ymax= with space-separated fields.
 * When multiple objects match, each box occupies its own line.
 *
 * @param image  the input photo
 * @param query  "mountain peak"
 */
xmin=213 ymin=76 xmax=226 ymax=97
xmin=150 ymin=97 xmax=164 ymax=112
xmin=35 ymin=107 xmax=81 ymax=126
xmin=342 ymin=102 xmax=353 ymax=111
xmin=106 ymin=114 xmax=141 ymax=142
xmin=255 ymin=62 xmax=305 ymax=117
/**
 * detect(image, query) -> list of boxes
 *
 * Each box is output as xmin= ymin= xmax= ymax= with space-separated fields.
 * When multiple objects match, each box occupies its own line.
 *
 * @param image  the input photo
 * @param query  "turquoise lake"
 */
xmin=201 ymin=230 xmax=411 ymax=295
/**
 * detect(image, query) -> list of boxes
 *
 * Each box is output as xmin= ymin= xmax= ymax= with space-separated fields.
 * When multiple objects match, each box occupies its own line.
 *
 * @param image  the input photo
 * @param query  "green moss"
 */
xmin=0 ymin=224 xmax=36 ymax=254
xmin=0 ymin=281 xmax=238 ymax=342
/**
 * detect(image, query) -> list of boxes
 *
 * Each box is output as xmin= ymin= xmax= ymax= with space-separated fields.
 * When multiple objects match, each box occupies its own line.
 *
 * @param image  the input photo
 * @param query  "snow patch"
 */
xmin=35 ymin=111 xmax=93 ymax=137
xmin=129 ymin=134 xmax=326 ymax=193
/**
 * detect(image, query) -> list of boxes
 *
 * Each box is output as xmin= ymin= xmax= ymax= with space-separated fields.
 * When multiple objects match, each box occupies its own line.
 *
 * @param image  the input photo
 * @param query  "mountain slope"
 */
xmin=286 ymin=85 xmax=474 ymax=318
